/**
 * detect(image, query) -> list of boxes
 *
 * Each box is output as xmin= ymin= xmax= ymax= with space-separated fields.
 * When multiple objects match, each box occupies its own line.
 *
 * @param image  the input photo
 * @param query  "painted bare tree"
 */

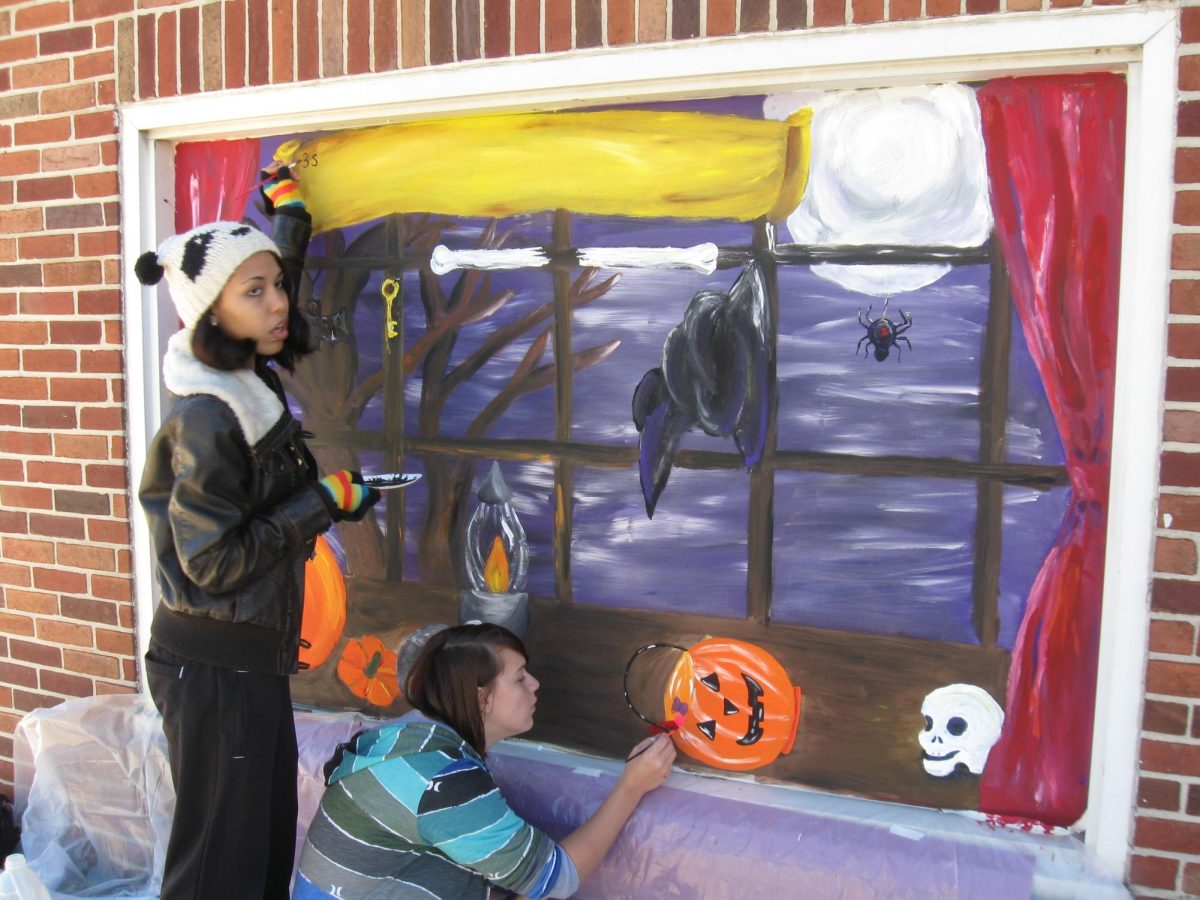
xmin=277 ymin=222 xmax=390 ymax=577
xmin=401 ymin=214 xmax=620 ymax=587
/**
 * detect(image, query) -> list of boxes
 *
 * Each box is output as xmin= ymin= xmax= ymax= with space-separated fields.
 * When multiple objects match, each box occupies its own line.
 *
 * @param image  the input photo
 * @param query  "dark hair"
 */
xmin=405 ymin=623 xmax=528 ymax=755
xmin=190 ymin=255 xmax=313 ymax=372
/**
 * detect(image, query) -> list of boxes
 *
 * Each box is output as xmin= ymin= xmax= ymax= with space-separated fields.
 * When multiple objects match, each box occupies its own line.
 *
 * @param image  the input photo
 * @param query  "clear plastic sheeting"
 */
xmin=11 ymin=694 xmax=372 ymax=900
xmin=489 ymin=741 xmax=1132 ymax=900
xmin=11 ymin=695 xmax=171 ymax=900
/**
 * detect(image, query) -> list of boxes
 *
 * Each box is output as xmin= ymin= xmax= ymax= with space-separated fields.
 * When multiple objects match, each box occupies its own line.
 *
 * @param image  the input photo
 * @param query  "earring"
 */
xmin=208 ymin=314 xmax=218 ymax=327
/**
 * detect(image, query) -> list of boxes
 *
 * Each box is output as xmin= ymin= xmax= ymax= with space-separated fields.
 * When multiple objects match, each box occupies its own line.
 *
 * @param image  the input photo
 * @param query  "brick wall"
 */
xmin=0 ymin=0 xmax=1187 ymax=893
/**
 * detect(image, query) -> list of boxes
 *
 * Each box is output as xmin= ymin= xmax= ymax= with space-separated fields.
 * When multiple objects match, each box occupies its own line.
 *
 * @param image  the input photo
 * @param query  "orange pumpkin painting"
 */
xmin=663 ymin=637 xmax=802 ymax=772
xmin=337 ymin=635 xmax=400 ymax=707
xmin=299 ymin=534 xmax=347 ymax=670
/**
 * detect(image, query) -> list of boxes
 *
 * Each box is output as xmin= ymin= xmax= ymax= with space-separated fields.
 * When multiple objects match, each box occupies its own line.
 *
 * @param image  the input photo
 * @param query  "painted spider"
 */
xmin=857 ymin=298 xmax=913 ymax=362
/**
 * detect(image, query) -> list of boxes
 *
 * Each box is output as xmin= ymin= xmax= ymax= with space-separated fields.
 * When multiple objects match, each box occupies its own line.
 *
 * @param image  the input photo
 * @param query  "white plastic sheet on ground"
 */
xmin=12 ymin=694 xmax=370 ymax=900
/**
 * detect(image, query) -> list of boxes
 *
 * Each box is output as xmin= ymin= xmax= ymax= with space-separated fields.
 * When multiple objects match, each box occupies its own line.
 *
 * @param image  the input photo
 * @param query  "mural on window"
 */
xmin=173 ymin=72 xmax=1123 ymax=826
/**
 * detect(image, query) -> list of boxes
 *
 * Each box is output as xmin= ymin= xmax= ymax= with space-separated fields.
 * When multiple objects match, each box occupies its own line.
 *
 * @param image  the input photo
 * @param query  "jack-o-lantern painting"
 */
xmin=298 ymin=534 xmax=348 ymax=671
xmin=628 ymin=638 xmax=803 ymax=771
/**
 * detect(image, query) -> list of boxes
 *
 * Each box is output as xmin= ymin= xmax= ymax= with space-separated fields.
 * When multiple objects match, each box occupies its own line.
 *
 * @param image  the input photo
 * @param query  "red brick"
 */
xmin=1141 ymin=737 xmax=1200 ymax=778
xmin=742 ymin=0 xmax=769 ymax=30
xmin=0 ymin=208 xmax=40 ymax=233
xmin=43 ymin=260 xmax=102 ymax=287
xmin=155 ymin=9 xmax=177 ymax=97
xmin=0 ymin=562 xmax=32 ymax=588
xmin=49 ymin=321 xmax=102 ymax=344
xmin=1139 ymin=775 xmax=1182 ymax=811
xmin=890 ymin=0 xmax=921 ymax=19
xmin=74 ymin=0 xmax=135 ymax=20
xmin=96 ymin=628 xmax=134 ymax=655
xmin=1183 ymin=102 xmax=1200 ymax=140
xmin=28 ymin=513 xmax=85 ymax=540
xmin=926 ymin=0 xmax=959 ymax=15
xmin=26 ymin=459 xmax=83 ymax=485
xmin=21 ymin=405 xmax=75 ymax=429
xmin=0 ymin=486 xmax=52 ymax=512
xmin=11 ymin=58 xmax=69 ymax=88
xmin=371 ymin=0 xmax=395 ymax=70
xmin=18 ymin=292 xmax=70 ymax=316
xmin=705 ymin=0 xmax=734 ymax=35
xmin=1161 ymin=453 xmax=1200 ymax=489
xmin=1184 ymin=6 xmax=1200 ymax=43
xmin=270 ymin=0 xmax=294 ymax=82
xmin=965 ymin=0 xmax=998 ymax=11
xmin=11 ymin=689 xmax=70 ymax=713
xmin=1145 ymin=659 xmax=1200 ymax=698
xmin=0 ymin=320 xmax=46 ymax=344
xmin=0 ymin=611 xmax=35 ymax=636
xmin=778 ymin=0 xmax=806 ymax=29
xmin=638 ymin=0 xmax=665 ymax=40
xmin=3 ymin=537 xmax=54 ymax=564
xmin=1135 ymin=815 xmax=1200 ymax=854
xmin=42 ymin=143 xmax=100 ymax=172
xmin=91 ymin=574 xmax=131 ymax=602
xmin=0 ymin=509 xmax=26 ymax=533
xmin=39 ymin=26 xmax=92 ymax=55
xmin=16 ymin=176 xmax=73 ymax=203
xmin=18 ymin=233 xmax=74 ymax=259
xmin=87 ymin=519 xmax=129 ymax=545
xmin=1167 ymin=367 xmax=1200 ymax=403
xmin=54 ymin=434 xmax=108 ymax=460
xmin=1171 ymin=279 xmax=1200 ymax=316
xmin=80 ymin=349 xmax=122 ymax=374
xmin=429 ymin=0 xmax=451 ymax=64
xmin=77 ymin=231 xmax=119 ymax=258
xmin=79 ymin=407 xmax=122 ymax=430
xmin=483 ymin=0 xmax=509 ymax=57
xmin=13 ymin=116 xmax=71 ymax=145
xmin=321 ymin=0 xmax=347 ymax=74
xmin=1186 ymin=861 xmax=1200 ymax=896
xmin=1149 ymin=619 xmax=1197 ymax=656
xmin=74 ymin=50 xmax=113 ymax=80
xmin=812 ymin=0 xmax=844 ymax=26
xmin=347 ymin=0 xmax=370 ymax=73
xmin=63 ymin=648 xmax=121 ymax=680
xmin=0 ymin=35 xmax=38 ymax=65
xmin=16 ymin=2 xmax=70 ymax=30
xmin=86 ymin=463 xmax=126 ymax=489
xmin=40 ymin=82 xmax=95 ymax=114
xmin=136 ymin=12 xmax=154 ymax=98
xmin=672 ymin=0 xmax=699 ymax=39
xmin=0 ymin=430 xmax=51 ymax=455
xmin=514 ymin=0 xmax=538 ymax=54
xmin=244 ymin=0 xmax=270 ymax=84
xmin=0 ymin=375 xmax=47 ymax=400
xmin=75 ymin=171 xmax=119 ymax=198
xmin=1168 ymin=317 xmax=1200 ymax=350
xmin=1157 ymin=536 xmax=1199 ymax=575
xmin=79 ymin=288 xmax=120 ymax=315
xmin=0 ymin=661 xmax=38 ymax=690
xmin=852 ymin=0 xmax=882 ymax=23
xmin=298 ymin=0 xmax=322 ymax=76
xmin=54 ymin=489 xmax=108 ymax=515
xmin=40 ymin=669 xmax=94 ymax=697
xmin=9 ymin=639 xmax=62 ymax=668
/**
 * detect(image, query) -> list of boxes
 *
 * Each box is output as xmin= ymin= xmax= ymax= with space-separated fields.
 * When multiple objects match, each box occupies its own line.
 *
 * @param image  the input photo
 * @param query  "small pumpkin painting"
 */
xmin=663 ymin=637 xmax=802 ymax=772
xmin=337 ymin=635 xmax=400 ymax=707
xmin=299 ymin=534 xmax=347 ymax=671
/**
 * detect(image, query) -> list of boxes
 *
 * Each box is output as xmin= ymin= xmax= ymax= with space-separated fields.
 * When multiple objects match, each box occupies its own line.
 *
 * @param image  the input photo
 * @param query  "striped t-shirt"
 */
xmin=295 ymin=717 xmax=578 ymax=899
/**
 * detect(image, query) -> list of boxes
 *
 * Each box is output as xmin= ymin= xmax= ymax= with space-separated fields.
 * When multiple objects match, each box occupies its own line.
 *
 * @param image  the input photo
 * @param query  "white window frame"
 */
xmin=119 ymin=6 xmax=1178 ymax=877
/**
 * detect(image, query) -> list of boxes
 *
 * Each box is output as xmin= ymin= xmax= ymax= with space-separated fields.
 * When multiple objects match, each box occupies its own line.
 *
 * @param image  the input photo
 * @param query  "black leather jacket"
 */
xmin=139 ymin=209 xmax=332 ymax=675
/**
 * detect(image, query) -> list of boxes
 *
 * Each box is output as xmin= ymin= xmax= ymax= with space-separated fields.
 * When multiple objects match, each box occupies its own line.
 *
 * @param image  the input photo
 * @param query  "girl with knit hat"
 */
xmin=136 ymin=164 xmax=383 ymax=898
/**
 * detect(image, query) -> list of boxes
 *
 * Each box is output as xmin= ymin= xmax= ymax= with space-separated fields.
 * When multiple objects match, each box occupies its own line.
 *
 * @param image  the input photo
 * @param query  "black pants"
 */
xmin=146 ymin=645 xmax=298 ymax=900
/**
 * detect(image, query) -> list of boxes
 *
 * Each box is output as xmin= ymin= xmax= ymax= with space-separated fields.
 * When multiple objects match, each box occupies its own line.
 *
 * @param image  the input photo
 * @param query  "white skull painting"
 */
xmin=919 ymin=684 xmax=1005 ymax=777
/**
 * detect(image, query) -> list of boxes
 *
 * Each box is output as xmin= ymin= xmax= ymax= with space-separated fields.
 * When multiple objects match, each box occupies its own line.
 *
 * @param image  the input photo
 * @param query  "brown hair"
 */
xmin=405 ymin=623 xmax=528 ymax=755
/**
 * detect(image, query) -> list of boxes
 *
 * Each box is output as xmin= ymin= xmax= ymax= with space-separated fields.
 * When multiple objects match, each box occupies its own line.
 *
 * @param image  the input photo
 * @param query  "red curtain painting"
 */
xmin=173 ymin=138 xmax=261 ymax=232
xmin=976 ymin=74 xmax=1126 ymax=826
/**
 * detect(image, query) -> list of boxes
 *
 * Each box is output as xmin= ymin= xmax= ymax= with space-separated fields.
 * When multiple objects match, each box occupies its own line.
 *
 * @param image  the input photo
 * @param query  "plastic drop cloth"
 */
xmin=12 ymin=694 xmax=371 ymax=900
xmin=489 ymin=741 xmax=1133 ymax=900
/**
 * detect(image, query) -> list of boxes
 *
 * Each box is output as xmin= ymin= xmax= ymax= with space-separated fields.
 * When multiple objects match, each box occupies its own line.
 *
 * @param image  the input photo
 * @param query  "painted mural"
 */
xmin=173 ymin=73 xmax=1125 ymax=826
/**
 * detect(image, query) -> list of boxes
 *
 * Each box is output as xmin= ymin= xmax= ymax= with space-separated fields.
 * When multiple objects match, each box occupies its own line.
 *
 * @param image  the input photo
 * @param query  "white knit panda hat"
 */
xmin=135 ymin=221 xmax=281 ymax=329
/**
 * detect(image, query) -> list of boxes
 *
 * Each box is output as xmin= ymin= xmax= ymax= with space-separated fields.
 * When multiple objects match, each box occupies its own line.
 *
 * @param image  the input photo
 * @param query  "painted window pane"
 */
xmin=771 ymin=471 xmax=978 ymax=643
xmin=1006 ymin=310 xmax=1065 ymax=466
xmin=572 ymin=465 xmax=749 ymax=617
xmin=998 ymin=484 xmax=1072 ymax=648
xmin=776 ymin=266 xmax=987 ymax=459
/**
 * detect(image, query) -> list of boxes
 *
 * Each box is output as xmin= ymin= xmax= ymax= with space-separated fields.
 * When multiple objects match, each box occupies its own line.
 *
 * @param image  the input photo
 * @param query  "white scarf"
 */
xmin=161 ymin=329 xmax=284 ymax=446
